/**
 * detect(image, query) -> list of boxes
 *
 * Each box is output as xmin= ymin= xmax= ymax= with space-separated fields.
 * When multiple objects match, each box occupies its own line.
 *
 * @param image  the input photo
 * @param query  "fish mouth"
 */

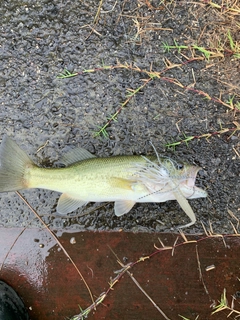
xmin=185 ymin=166 xmax=201 ymax=187
xmin=182 ymin=166 xmax=208 ymax=198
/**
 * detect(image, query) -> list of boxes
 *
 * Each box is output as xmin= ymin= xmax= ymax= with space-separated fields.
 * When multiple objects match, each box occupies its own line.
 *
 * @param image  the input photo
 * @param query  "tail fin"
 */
xmin=0 ymin=136 xmax=34 ymax=192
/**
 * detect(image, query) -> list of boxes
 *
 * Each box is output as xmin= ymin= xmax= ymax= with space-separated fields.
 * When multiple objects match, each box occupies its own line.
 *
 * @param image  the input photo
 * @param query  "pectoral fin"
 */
xmin=114 ymin=200 xmax=136 ymax=216
xmin=111 ymin=177 xmax=134 ymax=190
xmin=57 ymin=193 xmax=88 ymax=214
xmin=173 ymin=189 xmax=196 ymax=228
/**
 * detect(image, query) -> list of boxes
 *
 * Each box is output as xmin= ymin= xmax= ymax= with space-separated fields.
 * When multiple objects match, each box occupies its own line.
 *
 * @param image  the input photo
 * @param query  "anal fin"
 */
xmin=57 ymin=193 xmax=88 ymax=215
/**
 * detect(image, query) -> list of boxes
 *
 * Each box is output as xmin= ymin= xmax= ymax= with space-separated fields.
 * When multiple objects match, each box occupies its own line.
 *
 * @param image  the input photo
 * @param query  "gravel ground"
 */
xmin=0 ymin=0 xmax=239 ymax=234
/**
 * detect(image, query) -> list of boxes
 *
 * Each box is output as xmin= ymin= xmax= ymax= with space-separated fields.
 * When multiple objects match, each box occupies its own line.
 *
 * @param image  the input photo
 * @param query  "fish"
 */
xmin=0 ymin=135 xmax=207 ymax=228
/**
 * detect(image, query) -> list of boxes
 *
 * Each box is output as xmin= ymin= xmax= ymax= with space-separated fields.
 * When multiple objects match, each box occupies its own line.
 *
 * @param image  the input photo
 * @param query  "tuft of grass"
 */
xmin=93 ymin=82 xmax=153 ymax=138
xmin=162 ymin=40 xmax=188 ymax=53
xmin=202 ymin=0 xmax=240 ymax=15
xmin=211 ymin=288 xmax=240 ymax=317
xmin=227 ymin=30 xmax=240 ymax=58
xmin=165 ymin=122 xmax=240 ymax=150
xmin=58 ymin=62 xmax=239 ymax=139
xmin=178 ymin=315 xmax=199 ymax=320
xmin=57 ymin=69 xmax=78 ymax=78
xmin=162 ymin=31 xmax=240 ymax=60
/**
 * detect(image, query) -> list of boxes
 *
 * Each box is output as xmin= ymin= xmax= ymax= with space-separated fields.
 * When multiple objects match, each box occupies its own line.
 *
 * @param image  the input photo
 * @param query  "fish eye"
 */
xmin=177 ymin=163 xmax=184 ymax=170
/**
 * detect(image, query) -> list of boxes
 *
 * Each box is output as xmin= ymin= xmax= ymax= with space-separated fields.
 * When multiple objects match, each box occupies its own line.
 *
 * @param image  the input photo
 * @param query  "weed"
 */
xmin=162 ymin=40 xmax=188 ymax=53
xmin=178 ymin=315 xmax=199 ymax=320
xmin=165 ymin=122 xmax=240 ymax=150
xmin=57 ymin=1 xmax=239 ymax=145
xmin=93 ymin=81 xmax=152 ymax=137
xmin=201 ymin=0 xmax=240 ymax=15
xmin=162 ymin=32 xmax=240 ymax=60
xmin=227 ymin=30 xmax=240 ymax=58
xmin=212 ymin=288 xmax=240 ymax=318
xmin=58 ymin=62 xmax=239 ymax=141
xmin=57 ymin=69 xmax=78 ymax=79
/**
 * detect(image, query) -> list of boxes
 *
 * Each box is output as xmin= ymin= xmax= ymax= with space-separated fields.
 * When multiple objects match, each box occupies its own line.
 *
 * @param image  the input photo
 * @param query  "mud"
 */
xmin=0 ymin=0 xmax=239 ymax=234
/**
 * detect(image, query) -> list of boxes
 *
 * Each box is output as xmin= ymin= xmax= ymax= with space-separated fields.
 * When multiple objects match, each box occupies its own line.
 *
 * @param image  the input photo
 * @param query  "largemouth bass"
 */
xmin=0 ymin=136 xmax=207 ymax=228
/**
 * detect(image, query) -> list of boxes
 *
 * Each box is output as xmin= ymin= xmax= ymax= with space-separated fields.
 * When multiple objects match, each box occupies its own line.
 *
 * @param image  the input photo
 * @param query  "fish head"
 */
xmin=135 ymin=156 xmax=207 ymax=201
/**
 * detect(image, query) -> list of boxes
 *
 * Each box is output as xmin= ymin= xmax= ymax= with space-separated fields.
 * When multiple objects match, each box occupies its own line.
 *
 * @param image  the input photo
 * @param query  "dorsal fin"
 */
xmin=59 ymin=147 xmax=96 ymax=166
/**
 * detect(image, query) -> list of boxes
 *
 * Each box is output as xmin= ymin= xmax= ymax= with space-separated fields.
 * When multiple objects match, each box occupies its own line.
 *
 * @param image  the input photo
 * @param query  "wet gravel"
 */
xmin=0 ymin=0 xmax=239 ymax=234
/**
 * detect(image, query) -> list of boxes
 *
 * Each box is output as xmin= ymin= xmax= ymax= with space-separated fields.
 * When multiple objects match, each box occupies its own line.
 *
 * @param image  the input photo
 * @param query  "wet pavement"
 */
xmin=1 ymin=228 xmax=240 ymax=320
